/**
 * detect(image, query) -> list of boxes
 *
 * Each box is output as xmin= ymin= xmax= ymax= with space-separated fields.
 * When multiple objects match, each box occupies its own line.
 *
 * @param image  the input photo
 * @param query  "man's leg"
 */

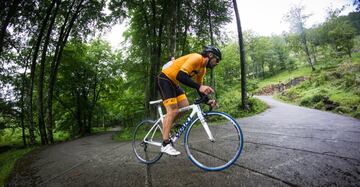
xmin=161 ymin=102 xmax=181 ymax=155
xmin=163 ymin=103 xmax=179 ymax=140
xmin=171 ymin=96 xmax=189 ymax=125
xmin=177 ymin=98 xmax=189 ymax=108
xmin=173 ymin=98 xmax=189 ymax=124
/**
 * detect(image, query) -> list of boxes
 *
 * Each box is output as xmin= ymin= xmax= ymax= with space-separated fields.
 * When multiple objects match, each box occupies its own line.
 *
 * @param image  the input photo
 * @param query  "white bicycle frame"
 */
xmin=143 ymin=99 xmax=215 ymax=147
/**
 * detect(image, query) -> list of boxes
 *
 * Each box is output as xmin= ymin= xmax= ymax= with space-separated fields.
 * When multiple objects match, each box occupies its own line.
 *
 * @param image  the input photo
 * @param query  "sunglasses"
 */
xmin=213 ymin=55 xmax=220 ymax=63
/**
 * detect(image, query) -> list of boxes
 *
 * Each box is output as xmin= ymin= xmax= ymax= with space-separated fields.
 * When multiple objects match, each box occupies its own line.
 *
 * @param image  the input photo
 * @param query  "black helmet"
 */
xmin=203 ymin=45 xmax=222 ymax=60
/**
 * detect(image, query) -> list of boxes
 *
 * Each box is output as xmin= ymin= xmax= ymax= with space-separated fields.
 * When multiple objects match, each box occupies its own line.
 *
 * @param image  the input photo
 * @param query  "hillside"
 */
xmin=257 ymin=58 xmax=360 ymax=119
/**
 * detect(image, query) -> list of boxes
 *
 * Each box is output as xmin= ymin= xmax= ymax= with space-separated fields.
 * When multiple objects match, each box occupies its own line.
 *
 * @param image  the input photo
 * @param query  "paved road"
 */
xmin=7 ymin=96 xmax=360 ymax=186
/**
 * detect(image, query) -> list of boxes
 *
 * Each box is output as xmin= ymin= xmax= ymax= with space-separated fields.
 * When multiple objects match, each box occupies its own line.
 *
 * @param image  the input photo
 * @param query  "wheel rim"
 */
xmin=184 ymin=112 xmax=243 ymax=171
xmin=132 ymin=120 xmax=163 ymax=164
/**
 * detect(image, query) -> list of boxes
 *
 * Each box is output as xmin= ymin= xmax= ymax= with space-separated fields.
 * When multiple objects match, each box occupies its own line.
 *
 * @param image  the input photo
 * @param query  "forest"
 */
xmin=0 ymin=0 xmax=359 ymax=150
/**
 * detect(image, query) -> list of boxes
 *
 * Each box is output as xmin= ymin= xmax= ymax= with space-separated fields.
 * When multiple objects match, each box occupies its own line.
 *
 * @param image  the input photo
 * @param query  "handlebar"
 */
xmin=194 ymin=95 xmax=209 ymax=104
xmin=194 ymin=95 xmax=213 ymax=111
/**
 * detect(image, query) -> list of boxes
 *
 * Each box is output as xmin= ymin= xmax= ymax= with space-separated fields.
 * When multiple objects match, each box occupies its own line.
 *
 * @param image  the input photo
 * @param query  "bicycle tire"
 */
xmin=132 ymin=120 xmax=163 ymax=164
xmin=184 ymin=111 xmax=243 ymax=171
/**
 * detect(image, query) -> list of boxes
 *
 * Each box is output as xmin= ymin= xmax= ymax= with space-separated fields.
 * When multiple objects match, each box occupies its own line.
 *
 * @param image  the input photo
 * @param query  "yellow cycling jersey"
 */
xmin=162 ymin=53 xmax=206 ymax=86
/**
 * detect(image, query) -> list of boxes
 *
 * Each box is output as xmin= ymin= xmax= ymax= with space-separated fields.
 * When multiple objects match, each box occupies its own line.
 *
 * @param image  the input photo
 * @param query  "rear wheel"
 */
xmin=132 ymin=120 xmax=163 ymax=164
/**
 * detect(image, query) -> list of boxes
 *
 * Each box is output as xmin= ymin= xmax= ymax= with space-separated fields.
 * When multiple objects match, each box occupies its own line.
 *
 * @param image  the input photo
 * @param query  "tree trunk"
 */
xmin=233 ymin=0 xmax=249 ymax=109
xmin=46 ymin=0 xmax=74 ymax=143
xmin=37 ymin=0 xmax=58 ymax=145
xmin=312 ymin=46 xmax=317 ymax=65
xmin=87 ymin=76 xmax=102 ymax=134
xmin=206 ymin=0 xmax=216 ymax=95
xmin=29 ymin=0 xmax=57 ymax=145
xmin=46 ymin=0 xmax=84 ymax=140
xmin=147 ymin=0 xmax=164 ymax=118
xmin=20 ymin=53 xmax=31 ymax=147
xmin=75 ymin=92 xmax=83 ymax=135
xmin=139 ymin=1 xmax=152 ymax=117
xmin=40 ymin=0 xmax=61 ymax=144
xmin=301 ymin=33 xmax=315 ymax=71
xmin=181 ymin=1 xmax=191 ymax=55
xmin=83 ymin=93 xmax=89 ymax=135
xmin=168 ymin=0 xmax=179 ymax=57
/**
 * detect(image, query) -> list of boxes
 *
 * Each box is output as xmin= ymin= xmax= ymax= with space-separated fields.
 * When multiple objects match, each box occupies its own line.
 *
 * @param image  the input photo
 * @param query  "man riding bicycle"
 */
xmin=156 ymin=45 xmax=221 ymax=156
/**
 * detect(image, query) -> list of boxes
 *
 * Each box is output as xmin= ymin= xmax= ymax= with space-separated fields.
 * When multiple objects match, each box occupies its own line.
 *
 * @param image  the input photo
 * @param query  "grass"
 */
xmin=274 ymin=56 xmax=360 ymax=119
xmin=0 ymin=128 xmax=27 ymax=147
xmin=91 ymin=126 xmax=111 ymax=133
xmin=0 ymin=147 xmax=34 ymax=186
xmin=112 ymin=127 xmax=134 ymax=141
xmin=256 ymin=65 xmax=314 ymax=90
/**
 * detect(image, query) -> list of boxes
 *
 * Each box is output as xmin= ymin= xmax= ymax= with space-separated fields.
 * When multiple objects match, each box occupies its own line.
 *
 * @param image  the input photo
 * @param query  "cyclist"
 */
xmin=156 ymin=45 xmax=221 ymax=155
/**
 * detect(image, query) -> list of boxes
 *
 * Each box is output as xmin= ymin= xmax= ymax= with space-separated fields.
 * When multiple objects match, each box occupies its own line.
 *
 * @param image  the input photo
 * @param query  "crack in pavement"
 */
xmin=245 ymin=141 xmax=360 ymax=163
xmin=145 ymin=164 xmax=153 ymax=187
xmin=243 ymin=130 xmax=360 ymax=144
xmin=188 ymin=147 xmax=299 ymax=187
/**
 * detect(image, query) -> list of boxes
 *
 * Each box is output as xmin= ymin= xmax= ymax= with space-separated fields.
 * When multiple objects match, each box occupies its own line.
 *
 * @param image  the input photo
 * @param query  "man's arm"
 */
xmin=176 ymin=70 xmax=200 ymax=90
xmin=176 ymin=70 xmax=214 ymax=95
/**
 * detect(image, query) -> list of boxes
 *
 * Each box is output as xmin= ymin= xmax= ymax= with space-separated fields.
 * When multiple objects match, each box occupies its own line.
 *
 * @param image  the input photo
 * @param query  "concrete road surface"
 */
xmin=7 ymin=96 xmax=360 ymax=186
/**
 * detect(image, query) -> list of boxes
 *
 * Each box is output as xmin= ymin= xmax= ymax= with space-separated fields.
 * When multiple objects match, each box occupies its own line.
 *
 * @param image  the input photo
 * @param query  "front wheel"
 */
xmin=132 ymin=120 xmax=163 ymax=164
xmin=184 ymin=111 xmax=244 ymax=171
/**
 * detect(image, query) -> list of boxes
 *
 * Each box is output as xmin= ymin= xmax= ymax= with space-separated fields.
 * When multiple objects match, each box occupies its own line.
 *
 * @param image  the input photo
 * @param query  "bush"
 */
xmin=218 ymin=89 xmax=242 ymax=117
xmin=314 ymin=102 xmax=324 ymax=109
xmin=300 ymin=97 xmax=312 ymax=107
xmin=247 ymin=97 xmax=268 ymax=114
xmin=112 ymin=127 xmax=133 ymax=141
xmin=218 ymin=89 xmax=267 ymax=118
xmin=353 ymin=112 xmax=360 ymax=119
xmin=335 ymin=106 xmax=351 ymax=114
xmin=281 ymin=89 xmax=301 ymax=102
xmin=311 ymin=94 xmax=324 ymax=103
xmin=343 ymin=73 xmax=357 ymax=88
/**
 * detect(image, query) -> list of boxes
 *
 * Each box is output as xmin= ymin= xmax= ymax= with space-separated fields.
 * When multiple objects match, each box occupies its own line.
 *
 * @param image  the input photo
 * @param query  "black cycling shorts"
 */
xmin=156 ymin=73 xmax=186 ymax=106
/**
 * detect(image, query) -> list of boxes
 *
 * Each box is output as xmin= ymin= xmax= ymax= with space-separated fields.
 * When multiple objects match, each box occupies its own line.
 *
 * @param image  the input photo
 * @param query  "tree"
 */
xmin=322 ymin=8 xmax=357 ymax=58
xmin=285 ymin=4 xmax=315 ymax=71
xmin=113 ymin=0 xmax=232 ymax=117
xmin=0 ymin=0 xmax=22 ymax=55
xmin=354 ymin=0 xmax=360 ymax=12
xmin=55 ymin=39 xmax=116 ymax=136
xmin=232 ymin=0 xmax=249 ymax=109
xmin=271 ymin=36 xmax=290 ymax=72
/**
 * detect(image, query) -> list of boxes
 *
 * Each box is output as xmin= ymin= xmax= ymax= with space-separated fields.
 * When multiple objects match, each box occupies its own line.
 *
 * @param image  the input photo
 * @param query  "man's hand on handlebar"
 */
xmin=199 ymin=85 xmax=214 ymax=95
xmin=197 ymin=85 xmax=218 ymax=108
xmin=207 ymin=99 xmax=218 ymax=108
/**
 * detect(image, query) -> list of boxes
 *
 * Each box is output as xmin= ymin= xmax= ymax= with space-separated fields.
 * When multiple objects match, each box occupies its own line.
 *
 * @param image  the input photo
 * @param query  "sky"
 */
xmin=104 ymin=0 xmax=357 ymax=49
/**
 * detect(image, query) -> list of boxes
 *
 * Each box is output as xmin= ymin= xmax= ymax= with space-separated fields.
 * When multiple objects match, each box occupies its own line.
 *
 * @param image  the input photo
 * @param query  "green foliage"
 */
xmin=112 ymin=127 xmax=133 ymax=142
xmin=56 ymin=39 xmax=118 ymax=135
xmin=218 ymin=87 xmax=268 ymax=118
xmin=277 ymin=59 xmax=360 ymax=119
xmin=0 ymin=128 xmax=24 ymax=147
xmin=255 ymin=66 xmax=313 ymax=91
xmin=215 ymin=42 xmax=240 ymax=93
xmin=0 ymin=128 xmax=73 ymax=147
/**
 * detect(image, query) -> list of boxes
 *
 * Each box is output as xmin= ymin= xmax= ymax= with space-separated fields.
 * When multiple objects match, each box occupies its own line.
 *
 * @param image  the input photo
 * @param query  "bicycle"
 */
xmin=132 ymin=96 xmax=244 ymax=171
